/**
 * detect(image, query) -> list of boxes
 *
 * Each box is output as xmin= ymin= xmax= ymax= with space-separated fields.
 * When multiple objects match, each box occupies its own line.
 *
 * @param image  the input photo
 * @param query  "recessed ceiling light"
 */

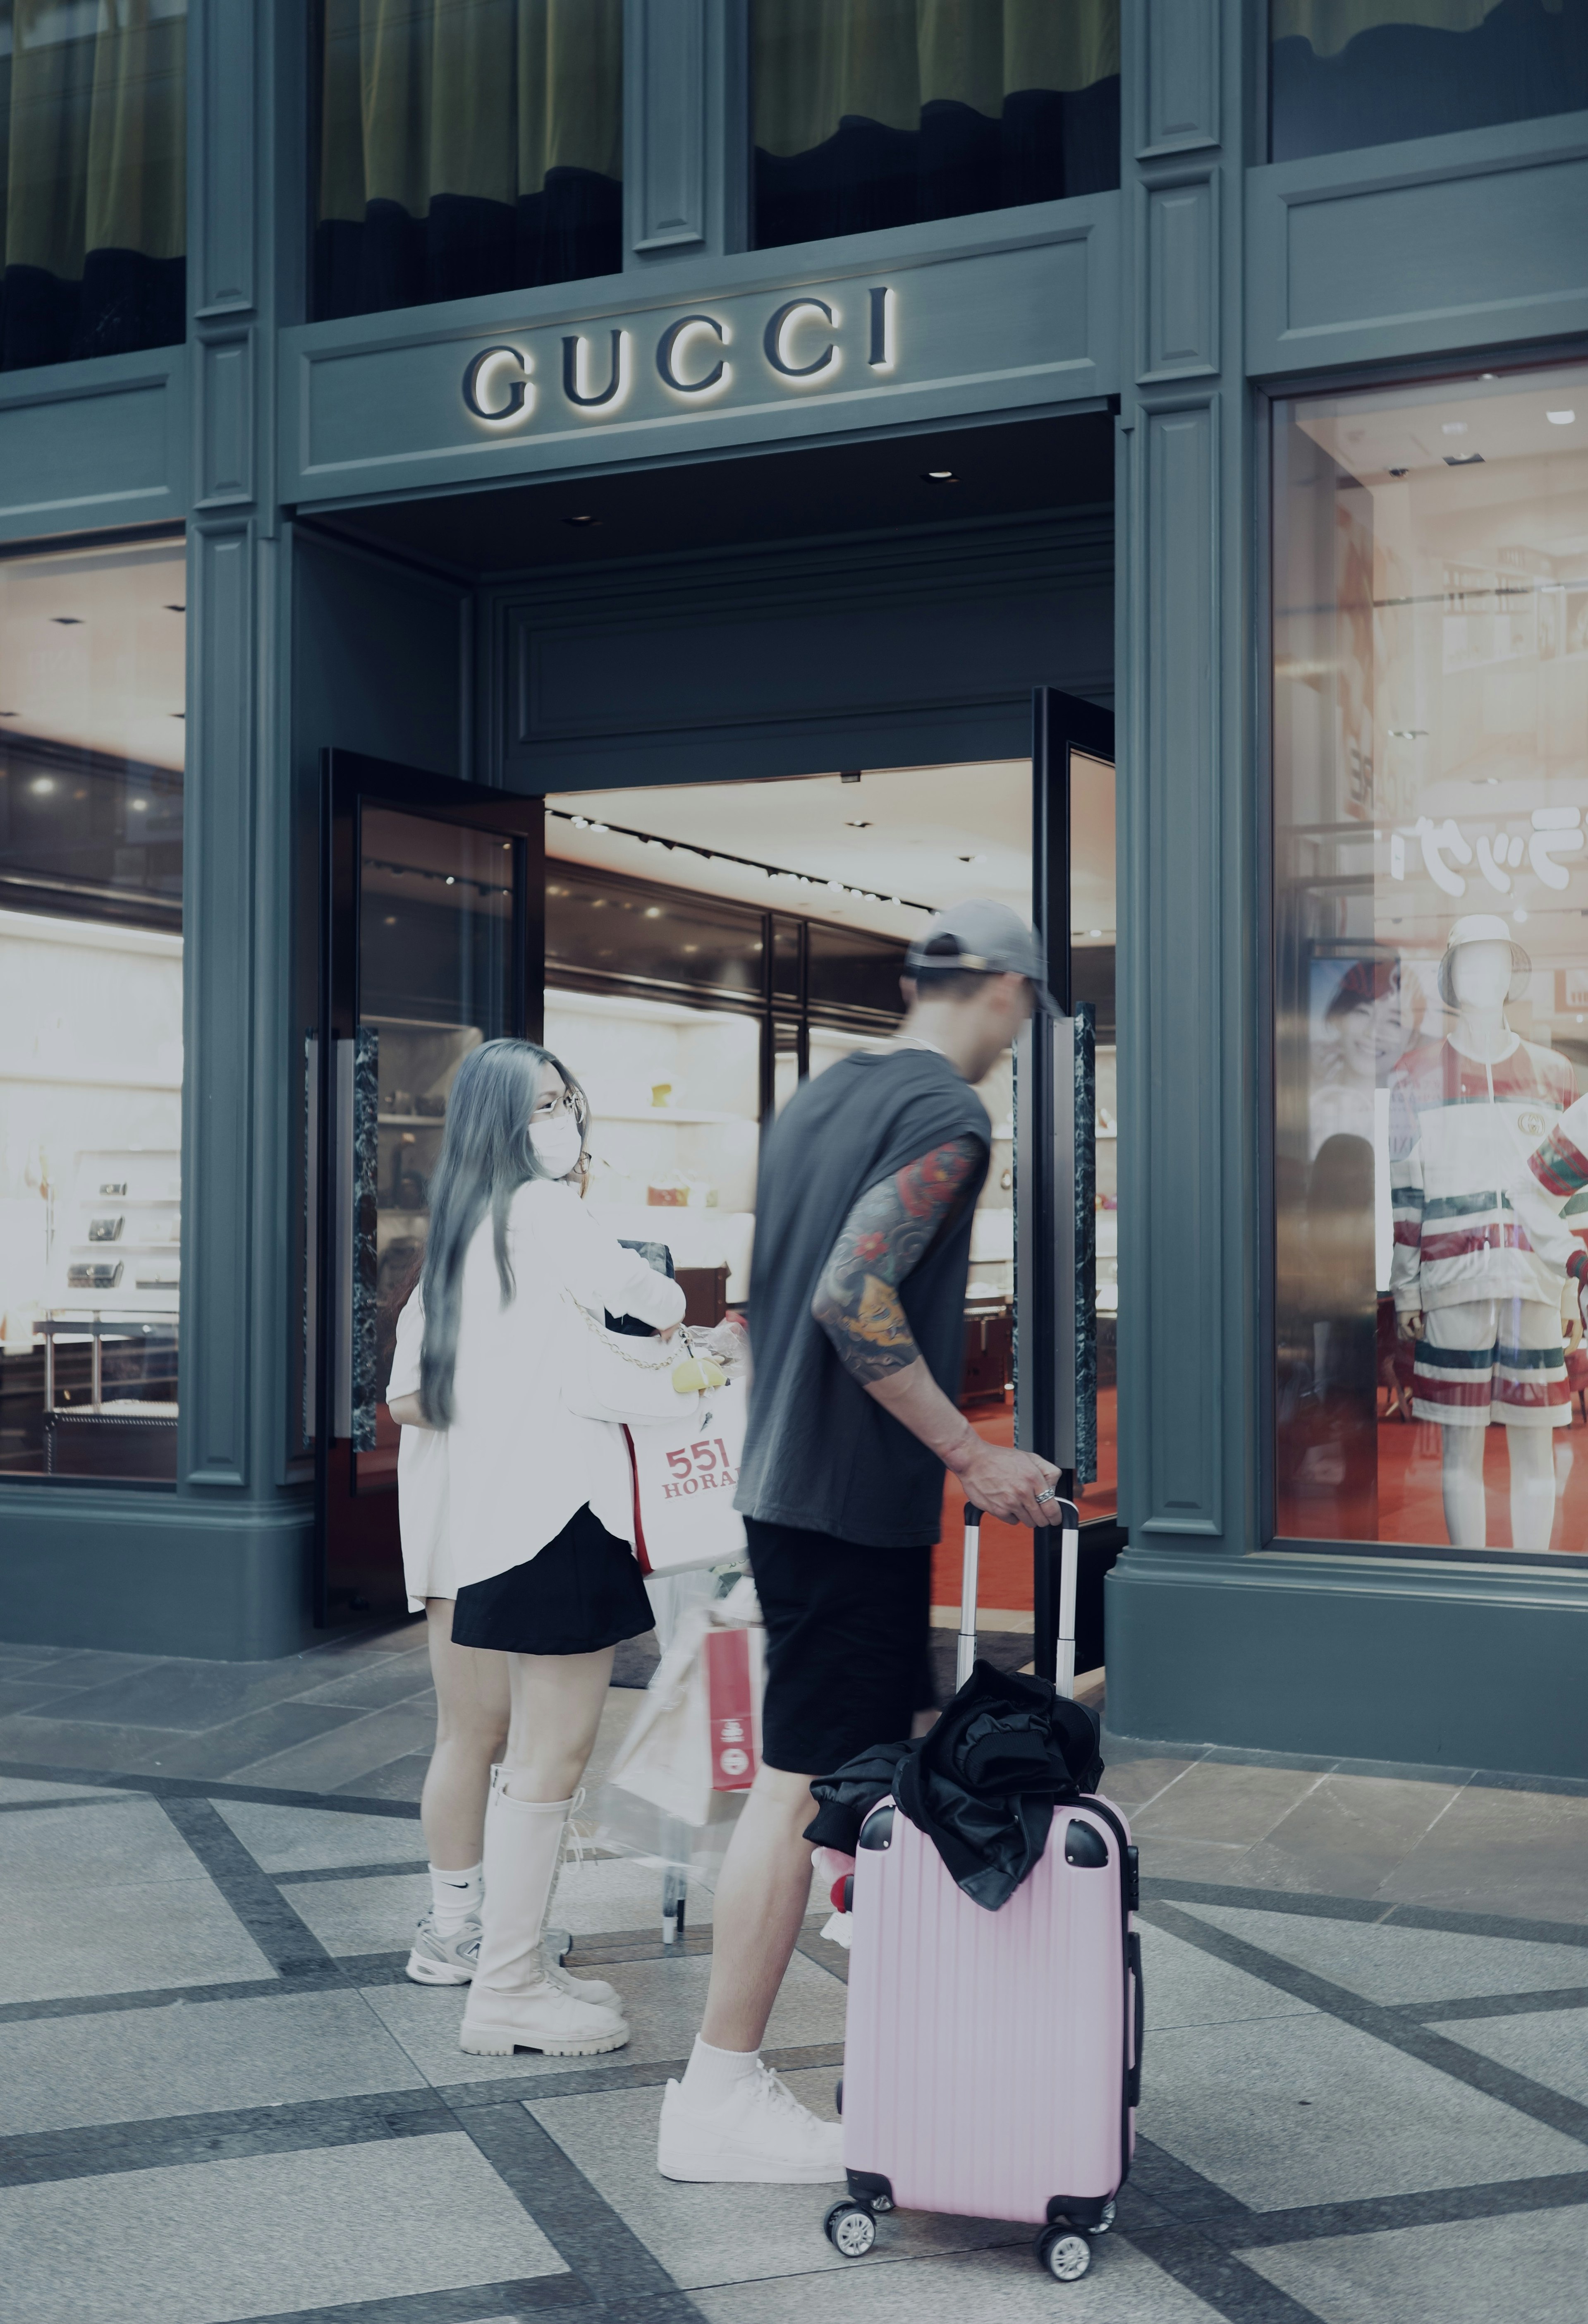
xmin=922 ymin=469 xmax=957 ymax=482
xmin=1548 ymin=410 xmax=1576 ymax=425
xmin=1387 ymin=466 xmax=1409 ymax=478
xmin=1089 ymin=927 xmax=1103 ymax=938
xmin=164 ymin=602 xmax=185 ymax=612
xmin=129 ymin=798 xmax=148 ymax=813
xmin=29 ymin=776 xmax=55 ymax=794
xmin=1444 ymin=453 xmax=1484 ymax=466
xmin=384 ymin=915 xmax=397 ymax=926
xmin=844 ymin=818 xmax=872 ymax=828
xmin=563 ymin=513 xmax=599 ymax=527
xmin=1442 ymin=423 xmax=1468 ymax=436
xmin=50 ymin=615 xmax=82 ymax=625
xmin=958 ymin=853 xmax=986 ymax=864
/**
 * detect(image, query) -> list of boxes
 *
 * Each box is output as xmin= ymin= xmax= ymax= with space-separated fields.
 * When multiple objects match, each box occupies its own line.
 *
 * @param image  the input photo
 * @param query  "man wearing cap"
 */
xmin=658 ymin=900 xmax=1067 ymax=2185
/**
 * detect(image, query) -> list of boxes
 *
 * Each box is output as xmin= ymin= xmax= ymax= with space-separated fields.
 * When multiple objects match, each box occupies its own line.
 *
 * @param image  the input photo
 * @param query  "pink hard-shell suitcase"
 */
xmin=824 ymin=1501 xmax=1141 ymax=2287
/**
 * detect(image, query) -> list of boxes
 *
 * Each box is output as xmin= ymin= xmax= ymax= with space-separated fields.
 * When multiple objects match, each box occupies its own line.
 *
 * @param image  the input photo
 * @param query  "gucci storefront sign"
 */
xmin=461 ymin=286 xmax=897 ymax=428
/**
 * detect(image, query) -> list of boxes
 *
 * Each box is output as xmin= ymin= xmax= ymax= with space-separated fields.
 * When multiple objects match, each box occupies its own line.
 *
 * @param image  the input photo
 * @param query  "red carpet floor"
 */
xmin=933 ymin=1386 xmax=1119 ymax=1612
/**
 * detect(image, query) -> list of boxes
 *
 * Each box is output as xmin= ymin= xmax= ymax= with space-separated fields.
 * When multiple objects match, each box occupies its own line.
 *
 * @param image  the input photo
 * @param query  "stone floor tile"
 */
xmin=1096 ymin=1759 xmax=1201 ymax=1814
xmin=2 ymin=1796 xmax=213 ymax=1895
xmin=689 ymin=2237 xmax=1224 ymax=2322
xmin=288 ymin=1870 xmax=430 ymax=1954
xmin=1243 ymin=2203 xmax=1588 ymax=2324
xmin=1138 ymin=1921 xmax=1316 ymax=2034
xmin=1137 ymin=1836 xmax=1260 ymax=1885
xmin=0 ymin=2130 xmax=564 ymax=2324
xmin=365 ymin=1947 xmax=847 ymax=2089
xmin=527 ymin=2070 xmax=1028 ymax=2290
xmin=294 ymin=1652 xmax=438 ymax=1711
xmin=213 ymin=1797 xmax=423 ymax=1872
xmin=1131 ymin=1764 xmax=1329 ymax=1848
xmin=7 ymin=1649 xmax=169 ymax=1686
xmin=336 ymin=1752 xmax=432 ymax=1801
xmin=1434 ymin=2005 xmax=1588 ymax=2106
xmin=1181 ymin=1902 xmax=1588 ymax=2006
xmin=0 ymin=1776 xmax=126 ymax=1804
xmin=131 ymin=1701 xmax=362 ymax=1780
xmin=0 ymin=1710 xmax=175 ymax=1772
xmin=0 ymin=1989 xmax=425 ymax=2133
xmin=0 ymin=1872 xmax=274 ymax=2005
xmin=1138 ymin=2010 xmax=1585 ymax=2212
xmin=0 ymin=1678 xmax=86 ymax=1717
xmin=1379 ymin=1786 xmax=1588 ymax=1924
xmin=1232 ymin=1774 xmax=1466 ymax=1900
xmin=227 ymin=1698 xmax=442 ymax=1790
xmin=25 ymin=1656 xmax=326 ymax=1733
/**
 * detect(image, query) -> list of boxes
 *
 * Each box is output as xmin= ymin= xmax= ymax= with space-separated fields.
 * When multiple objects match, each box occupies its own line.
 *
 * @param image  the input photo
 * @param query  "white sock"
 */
xmin=680 ymin=2035 xmax=760 ymax=2109
xmin=429 ymin=1862 xmax=483 ymax=1935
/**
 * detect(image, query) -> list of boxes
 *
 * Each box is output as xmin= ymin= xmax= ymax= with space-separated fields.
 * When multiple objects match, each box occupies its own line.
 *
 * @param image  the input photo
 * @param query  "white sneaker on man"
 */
xmin=657 ymin=2060 xmax=846 ymax=2183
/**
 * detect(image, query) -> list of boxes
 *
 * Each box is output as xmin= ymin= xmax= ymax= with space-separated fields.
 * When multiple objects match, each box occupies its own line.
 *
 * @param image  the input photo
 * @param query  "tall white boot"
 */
xmin=459 ymin=1775 xmax=630 ymax=2058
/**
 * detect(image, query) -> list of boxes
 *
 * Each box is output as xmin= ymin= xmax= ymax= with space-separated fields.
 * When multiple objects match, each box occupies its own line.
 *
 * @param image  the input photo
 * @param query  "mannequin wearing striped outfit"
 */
xmin=1391 ymin=918 xmax=1578 ymax=1551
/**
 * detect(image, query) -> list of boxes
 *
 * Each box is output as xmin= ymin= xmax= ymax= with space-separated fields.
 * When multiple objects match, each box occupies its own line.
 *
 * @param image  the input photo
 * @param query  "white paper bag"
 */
xmin=623 ymin=1378 xmax=748 ymax=1575
xmin=592 ymin=1587 xmax=764 ymax=1876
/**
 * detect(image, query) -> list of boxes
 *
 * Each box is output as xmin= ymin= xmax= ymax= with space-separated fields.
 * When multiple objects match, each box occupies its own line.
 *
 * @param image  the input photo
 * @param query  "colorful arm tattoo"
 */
xmin=811 ymin=1134 xmax=985 ymax=1385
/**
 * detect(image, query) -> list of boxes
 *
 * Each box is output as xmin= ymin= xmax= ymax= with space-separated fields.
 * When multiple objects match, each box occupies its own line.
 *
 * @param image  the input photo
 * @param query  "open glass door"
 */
xmin=1021 ymin=689 xmax=1118 ymax=1674
xmin=313 ymin=751 xmax=544 ymax=1626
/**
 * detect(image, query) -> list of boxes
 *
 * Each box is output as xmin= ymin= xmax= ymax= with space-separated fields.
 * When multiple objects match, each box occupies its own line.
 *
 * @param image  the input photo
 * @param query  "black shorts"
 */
xmin=746 ymin=1516 xmax=936 ymax=1778
xmin=450 ymin=1504 xmax=654 ymax=1656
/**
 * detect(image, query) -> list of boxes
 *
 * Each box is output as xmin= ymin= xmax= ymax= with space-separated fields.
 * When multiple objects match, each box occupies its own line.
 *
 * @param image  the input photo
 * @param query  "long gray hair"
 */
xmin=418 ymin=1037 xmax=588 ymax=1424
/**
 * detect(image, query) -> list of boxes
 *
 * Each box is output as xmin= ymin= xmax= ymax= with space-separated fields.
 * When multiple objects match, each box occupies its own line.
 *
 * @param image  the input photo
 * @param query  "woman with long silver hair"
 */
xmin=388 ymin=1035 xmax=684 ymax=2057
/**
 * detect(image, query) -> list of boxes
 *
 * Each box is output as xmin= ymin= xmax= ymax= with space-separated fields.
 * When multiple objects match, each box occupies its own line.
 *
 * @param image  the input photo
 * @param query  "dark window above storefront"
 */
xmin=750 ymin=0 xmax=1120 ymax=250
xmin=1270 ymin=0 xmax=1588 ymax=162
xmin=311 ymin=0 xmax=623 ymax=323
xmin=0 ymin=0 xmax=187 ymax=373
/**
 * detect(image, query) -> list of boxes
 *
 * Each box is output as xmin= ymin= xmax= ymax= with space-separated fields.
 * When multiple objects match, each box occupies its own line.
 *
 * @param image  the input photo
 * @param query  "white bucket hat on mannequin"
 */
xmin=1437 ymin=912 xmax=1531 ymax=1007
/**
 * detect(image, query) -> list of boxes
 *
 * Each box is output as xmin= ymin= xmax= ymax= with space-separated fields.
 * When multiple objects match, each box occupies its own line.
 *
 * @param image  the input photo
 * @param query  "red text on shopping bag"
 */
xmin=661 ymin=1437 xmax=739 ymax=1500
xmin=703 ymin=1625 xmax=758 ymax=1791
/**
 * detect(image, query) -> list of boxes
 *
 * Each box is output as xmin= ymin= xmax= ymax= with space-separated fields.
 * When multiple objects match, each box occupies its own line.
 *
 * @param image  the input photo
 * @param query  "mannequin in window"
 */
xmin=1391 ymin=915 xmax=1580 ymax=1551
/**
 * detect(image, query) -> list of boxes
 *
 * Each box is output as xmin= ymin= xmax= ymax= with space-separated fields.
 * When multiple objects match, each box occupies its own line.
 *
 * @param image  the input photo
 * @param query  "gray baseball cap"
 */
xmin=904 ymin=898 xmax=1059 ymax=1014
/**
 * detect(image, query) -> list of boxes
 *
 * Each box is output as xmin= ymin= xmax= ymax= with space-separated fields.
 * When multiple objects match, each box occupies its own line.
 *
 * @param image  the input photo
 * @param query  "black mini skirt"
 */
xmin=450 ymin=1503 xmax=654 ymax=1656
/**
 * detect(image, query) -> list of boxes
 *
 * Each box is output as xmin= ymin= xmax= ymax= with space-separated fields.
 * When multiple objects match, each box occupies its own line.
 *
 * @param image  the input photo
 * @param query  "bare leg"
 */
xmin=1439 ymin=1423 xmax=1487 ymax=1548
xmin=699 ymin=1764 xmax=818 ymax=2053
xmin=498 ymin=1645 xmax=615 ymax=1802
xmin=419 ymin=1600 xmax=510 ymax=1870
xmin=1506 ymin=1424 xmax=1557 ymax=1552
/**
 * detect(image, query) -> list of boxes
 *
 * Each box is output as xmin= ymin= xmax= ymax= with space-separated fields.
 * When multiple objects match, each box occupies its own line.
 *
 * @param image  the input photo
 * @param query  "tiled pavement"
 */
xmin=1 ymin=1621 xmax=1587 ymax=2321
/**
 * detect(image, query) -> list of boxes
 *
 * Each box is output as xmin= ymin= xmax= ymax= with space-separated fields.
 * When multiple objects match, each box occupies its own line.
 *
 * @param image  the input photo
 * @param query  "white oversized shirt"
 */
xmin=387 ymin=1288 xmax=452 ymax=1611
xmin=443 ymin=1178 xmax=685 ymax=1594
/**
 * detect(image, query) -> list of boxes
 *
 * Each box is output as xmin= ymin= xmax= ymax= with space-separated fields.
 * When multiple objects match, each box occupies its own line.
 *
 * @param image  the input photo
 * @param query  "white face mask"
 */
xmin=530 ymin=1111 xmax=584 ymax=1179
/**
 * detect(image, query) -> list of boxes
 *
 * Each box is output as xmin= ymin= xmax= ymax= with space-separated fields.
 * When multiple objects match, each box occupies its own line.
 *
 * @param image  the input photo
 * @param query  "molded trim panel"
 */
xmin=1246 ymin=110 xmax=1588 ymax=375
xmin=0 ymin=352 xmax=187 ymax=541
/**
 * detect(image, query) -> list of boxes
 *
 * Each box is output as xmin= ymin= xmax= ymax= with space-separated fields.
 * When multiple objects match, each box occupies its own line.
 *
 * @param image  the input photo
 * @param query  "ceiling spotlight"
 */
xmin=958 ymin=852 xmax=986 ymax=864
xmin=922 ymin=469 xmax=957 ymax=482
xmin=129 ymin=798 xmax=148 ymax=813
xmin=844 ymin=818 xmax=872 ymax=829
xmin=444 ymin=875 xmax=455 ymax=886
xmin=29 ymin=775 xmax=55 ymax=794
xmin=1547 ymin=410 xmax=1576 ymax=426
xmin=164 ymin=602 xmax=185 ymax=613
xmin=1090 ymin=928 xmax=1103 ymax=938
xmin=1388 ymin=728 xmax=1427 ymax=740
xmin=51 ymin=615 xmax=82 ymax=625
xmin=1444 ymin=453 xmax=1484 ymax=466
xmin=563 ymin=513 xmax=599 ymax=527
xmin=1387 ymin=466 xmax=1409 ymax=478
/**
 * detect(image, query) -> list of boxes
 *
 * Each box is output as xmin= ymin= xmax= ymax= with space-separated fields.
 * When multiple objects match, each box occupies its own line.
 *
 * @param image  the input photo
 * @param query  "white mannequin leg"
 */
xmin=1439 ymin=1423 xmax=1488 ymax=1548
xmin=1506 ymin=1425 xmax=1557 ymax=1552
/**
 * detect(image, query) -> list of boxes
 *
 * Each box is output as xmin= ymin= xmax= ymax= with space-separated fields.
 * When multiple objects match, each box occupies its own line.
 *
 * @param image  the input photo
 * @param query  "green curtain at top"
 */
xmin=315 ymin=0 xmax=623 ymax=320
xmin=1272 ymin=0 xmax=1557 ymax=53
xmin=0 ymin=0 xmax=187 ymax=371
xmin=751 ymin=0 xmax=1120 ymax=247
xmin=754 ymin=0 xmax=1119 ymax=157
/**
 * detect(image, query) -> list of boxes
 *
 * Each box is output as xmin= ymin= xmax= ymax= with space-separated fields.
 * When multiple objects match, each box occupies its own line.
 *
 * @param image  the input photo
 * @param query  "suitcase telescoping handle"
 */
xmin=954 ymin=1496 xmax=1082 ymax=1698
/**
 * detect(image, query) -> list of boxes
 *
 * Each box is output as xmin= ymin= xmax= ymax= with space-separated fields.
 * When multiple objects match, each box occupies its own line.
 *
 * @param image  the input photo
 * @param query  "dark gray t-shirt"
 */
xmin=736 ymin=1048 xmax=991 ymax=1548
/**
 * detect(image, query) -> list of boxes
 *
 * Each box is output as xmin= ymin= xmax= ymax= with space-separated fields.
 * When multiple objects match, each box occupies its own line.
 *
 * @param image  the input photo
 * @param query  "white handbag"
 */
xmin=623 ymin=1376 xmax=748 ymax=1575
xmin=557 ymin=1290 xmax=699 ymax=1425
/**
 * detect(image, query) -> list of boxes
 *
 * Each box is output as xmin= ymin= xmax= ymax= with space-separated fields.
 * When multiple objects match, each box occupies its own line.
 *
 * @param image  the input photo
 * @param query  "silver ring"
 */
xmin=1035 ymin=1488 xmax=1058 ymax=1505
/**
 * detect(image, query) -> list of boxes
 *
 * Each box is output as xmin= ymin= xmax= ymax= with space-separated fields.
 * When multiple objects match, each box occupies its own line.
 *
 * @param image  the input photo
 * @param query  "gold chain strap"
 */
xmin=562 ymin=1290 xmax=695 ymax=1371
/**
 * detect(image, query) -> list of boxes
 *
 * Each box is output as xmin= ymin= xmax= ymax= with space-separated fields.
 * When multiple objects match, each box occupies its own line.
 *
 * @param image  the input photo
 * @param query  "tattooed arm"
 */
xmin=811 ymin=1136 xmax=1064 ymax=1526
xmin=811 ymin=1137 xmax=983 ymax=1382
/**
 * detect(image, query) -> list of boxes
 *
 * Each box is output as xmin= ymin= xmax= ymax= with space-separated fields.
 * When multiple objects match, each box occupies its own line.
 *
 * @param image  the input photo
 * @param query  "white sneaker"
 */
xmin=459 ymin=1972 xmax=630 ymax=2058
xmin=406 ymin=1911 xmax=481 ymax=1985
xmin=657 ymin=2061 xmax=847 ymax=2183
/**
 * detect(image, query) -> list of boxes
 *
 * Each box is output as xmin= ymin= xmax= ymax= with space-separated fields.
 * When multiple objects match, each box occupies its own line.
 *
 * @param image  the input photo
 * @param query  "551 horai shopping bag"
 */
xmin=622 ymin=1378 xmax=748 ymax=1576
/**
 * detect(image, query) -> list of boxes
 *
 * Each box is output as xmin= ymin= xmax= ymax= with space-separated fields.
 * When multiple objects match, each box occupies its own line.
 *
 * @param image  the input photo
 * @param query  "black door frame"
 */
xmin=313 ymin=749 xmax=545 ymax=1626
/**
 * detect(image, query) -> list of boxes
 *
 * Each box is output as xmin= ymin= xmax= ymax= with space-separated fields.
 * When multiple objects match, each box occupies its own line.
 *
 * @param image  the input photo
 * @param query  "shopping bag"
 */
xmin=591 ymin=1582 xmax=764 ymax=1876
xmin=623 ymin=1377 xmax=748 ymax=1575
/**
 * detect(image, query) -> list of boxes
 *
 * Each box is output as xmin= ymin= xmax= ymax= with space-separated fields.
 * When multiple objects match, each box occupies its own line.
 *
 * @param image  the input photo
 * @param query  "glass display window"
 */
xmin=0 ymin=0 xmax=187 ymax=371
xmin=1270 ymin=1 xmax=1588 ymax=163
xmin=0 ymin=536 xmax=186 ymax=1482
xmin=313 ymin=0 xmax=623 ymax=322
xmin=1273 ymin=363 xmax=1588 ymax=1556
xmin=750 ymin=0 xmax=1120 ymax=249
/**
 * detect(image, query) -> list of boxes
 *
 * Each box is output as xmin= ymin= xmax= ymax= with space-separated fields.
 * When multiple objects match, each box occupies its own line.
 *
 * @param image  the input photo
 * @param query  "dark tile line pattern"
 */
xmin=1142 ymin=1901 xmax=1588 ymax=2148
xmin=1402 ymin=1985 xmax=1588 ymax=2024
xmin=159 ymin=1794 xmax=338 ymax=1976
xmin=1146 ymin=1873 xmax=1588 ymax=1953
xmin=1105 ymin=1728 xmax=1588 ymax=1800
xmin=0 ymin=2088 xmax=454 ymax=2188
xmin=221 ymin=2280 xmax=596 ymax=2324
xmin=0 ymin=1793 xmax=134 ymax=1815
xmin=428 ymin=2046 xmax=847 ymax=2114
xmin=276 ymin=1859 xmax=433 ymax=1886
xmin=0 ymin=1754 xmax=425 ymax=1819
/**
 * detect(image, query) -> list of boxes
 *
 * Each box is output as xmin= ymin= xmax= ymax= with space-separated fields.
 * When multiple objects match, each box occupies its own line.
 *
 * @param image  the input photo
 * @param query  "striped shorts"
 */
xmin=1411 ymin=1297 xmax=1570 ymax=1428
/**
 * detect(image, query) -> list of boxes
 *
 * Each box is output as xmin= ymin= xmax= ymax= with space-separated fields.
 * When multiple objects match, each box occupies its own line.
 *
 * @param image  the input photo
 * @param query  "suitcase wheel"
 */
xmin=1037 ymin=2227 xmax=1092 ymax=2282
xmin=824 ymin=2200 xmax=877 ymax=2258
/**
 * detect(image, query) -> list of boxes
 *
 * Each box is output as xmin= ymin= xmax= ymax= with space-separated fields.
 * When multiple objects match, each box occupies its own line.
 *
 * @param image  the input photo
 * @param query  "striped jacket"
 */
xmin=1388 ymin=1035 xmax=1576 ymax=1312
xmin=1507 ymin=1092 xmax=1588 ymax=1290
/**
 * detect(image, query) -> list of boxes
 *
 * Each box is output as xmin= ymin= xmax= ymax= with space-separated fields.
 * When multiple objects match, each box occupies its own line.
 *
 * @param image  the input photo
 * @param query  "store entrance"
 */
xmin=312 ymin=750 xmax=545 ymax=1625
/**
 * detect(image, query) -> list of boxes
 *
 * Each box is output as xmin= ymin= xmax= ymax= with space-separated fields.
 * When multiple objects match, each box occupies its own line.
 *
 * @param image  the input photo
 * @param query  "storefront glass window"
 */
xmin=0 ymin=536 xmax=186 ymax=1483
xmin=0 ymin=0 xmax=187 ymax=371
xmin=751 ymin=0 xmax=1120 ymax=250
xmin=1274 ymin=364 xmax=1588 ymax=1556
xmin=1270 ymin=2 xmax=1588 ymax=161
xmin=312 ymin=0 xmax=623 ymax=322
